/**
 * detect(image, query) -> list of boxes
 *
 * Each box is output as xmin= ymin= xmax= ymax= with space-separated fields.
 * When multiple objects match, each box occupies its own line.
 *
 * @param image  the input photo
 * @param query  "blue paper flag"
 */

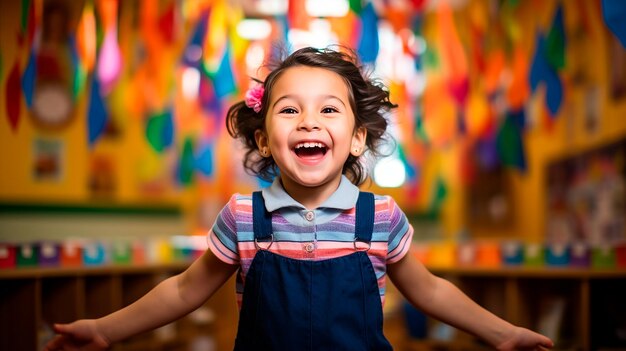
xmin=602 ymin=0 xmax=626 ymax=47
xmin=544 ymin=71 xmax=563 ymax=116
xmin=530 ymin=34 xmax=547 ymax=92
xmin=182 ymin=10 xmax=210 ymax=67
xmin=88 ymin=77 xmax=109 ymax=146
xmin=210 ymin=44 xmax=236 ymax=99
xmin=195 ymin=142 xmax=214 ymax=177
xmin=357 ymin=2 xmax=379 ymax=64
xmin=509 ymin=107 xmax=526 ymax=131
xmin=21 ymin=49 xmax=37 ymax=107
xmin=529 ymin=33 xmax=563 ymax=116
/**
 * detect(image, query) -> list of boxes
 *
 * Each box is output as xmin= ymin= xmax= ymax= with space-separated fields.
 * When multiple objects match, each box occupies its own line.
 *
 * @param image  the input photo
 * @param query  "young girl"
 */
xmin=45 ymin=47 xmax=553 ymax=351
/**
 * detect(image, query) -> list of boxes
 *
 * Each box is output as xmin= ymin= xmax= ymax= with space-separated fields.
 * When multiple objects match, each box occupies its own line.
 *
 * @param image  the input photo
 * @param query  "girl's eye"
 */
xmin=322 ymin=107 xmax=339 ymax=114
xmin=279 ymin=107 xmax=298 ymax=114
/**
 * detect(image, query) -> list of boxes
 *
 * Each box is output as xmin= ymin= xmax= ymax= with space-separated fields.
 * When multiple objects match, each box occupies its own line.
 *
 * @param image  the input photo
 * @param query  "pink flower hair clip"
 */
xmin=244 ymin=84 xmax=264 ymax=113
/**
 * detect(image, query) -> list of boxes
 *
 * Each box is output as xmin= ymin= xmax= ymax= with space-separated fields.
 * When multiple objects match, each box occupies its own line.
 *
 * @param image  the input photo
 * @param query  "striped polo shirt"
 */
xmin=208 ymin=175 xmax=414 ymax=307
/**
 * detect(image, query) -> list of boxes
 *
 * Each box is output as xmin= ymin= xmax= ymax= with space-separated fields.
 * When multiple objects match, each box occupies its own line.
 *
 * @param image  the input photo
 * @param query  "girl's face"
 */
xmin=255 ymin=66 xmax=366 ymax=201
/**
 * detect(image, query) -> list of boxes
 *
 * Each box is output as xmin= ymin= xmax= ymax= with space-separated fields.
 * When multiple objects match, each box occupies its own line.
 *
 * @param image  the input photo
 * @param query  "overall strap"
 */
xmin=252 ymin=191 xmax=273 ymax=240
xmin=355 ymin=192 xmax=375 ymax=242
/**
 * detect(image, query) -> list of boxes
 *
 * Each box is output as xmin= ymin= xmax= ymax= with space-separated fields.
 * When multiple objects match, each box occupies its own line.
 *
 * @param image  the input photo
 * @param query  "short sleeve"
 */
xmin=207 ymin=195 xmax=240 ymax=265
xmin=386 ymin=196 xmax=414 ymax=264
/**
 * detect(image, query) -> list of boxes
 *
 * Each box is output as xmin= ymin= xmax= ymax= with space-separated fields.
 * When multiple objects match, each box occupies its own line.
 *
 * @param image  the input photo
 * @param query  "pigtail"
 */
xmin=225 ymin=92 xmax=278 ymax=182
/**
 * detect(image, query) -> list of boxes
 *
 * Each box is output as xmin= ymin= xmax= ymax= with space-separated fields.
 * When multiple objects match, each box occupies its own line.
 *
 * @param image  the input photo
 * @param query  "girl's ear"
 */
xmin=351 ymin=126 xmax=367 ymax=157
xmin=254 ymin=129 xmax=271 ymax=157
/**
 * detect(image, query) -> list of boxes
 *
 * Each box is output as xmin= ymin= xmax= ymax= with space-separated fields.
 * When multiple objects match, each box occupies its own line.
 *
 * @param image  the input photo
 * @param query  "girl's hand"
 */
xmin=44 ymin=320 xmax=110 ymax=351
xmin=496 ymin=326 xmax=554 ymax=351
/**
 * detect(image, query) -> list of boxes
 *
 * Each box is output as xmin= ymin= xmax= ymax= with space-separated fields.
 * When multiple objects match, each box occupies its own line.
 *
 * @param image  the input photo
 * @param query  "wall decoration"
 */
xmin=29 ymin=0 xmax=76 ymax=131
xmin=88 ymin=153 xmax=117 ymax=198
xmin=32 ymin=138 xmax=64 ymax=181
xmin=546 ymin=138 xmax=626 ymax=246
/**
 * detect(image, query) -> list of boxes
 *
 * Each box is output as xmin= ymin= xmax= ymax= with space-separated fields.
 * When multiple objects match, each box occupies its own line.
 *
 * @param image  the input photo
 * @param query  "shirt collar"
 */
xmin=261 ymin=175 xmax=359 ymax=212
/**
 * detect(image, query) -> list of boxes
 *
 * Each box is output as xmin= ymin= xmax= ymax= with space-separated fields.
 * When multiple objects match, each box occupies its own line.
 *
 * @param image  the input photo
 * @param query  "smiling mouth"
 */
xmin=294 ymin=142 xmax=328 ymax=158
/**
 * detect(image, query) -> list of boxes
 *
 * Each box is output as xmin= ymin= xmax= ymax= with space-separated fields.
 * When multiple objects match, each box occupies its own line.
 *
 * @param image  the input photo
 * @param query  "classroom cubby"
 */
xmin=0 ymin=264 xmax=238 ymax=351
xmin=2 ymin=263 xmax=625 ymax=351
xmin=391 ymin=266 xmax=626 ymax=351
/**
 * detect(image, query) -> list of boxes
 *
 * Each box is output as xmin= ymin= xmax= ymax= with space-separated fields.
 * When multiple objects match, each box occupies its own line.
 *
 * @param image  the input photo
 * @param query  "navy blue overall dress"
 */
xmin=233 ymin=191 xmax=393 ymax=350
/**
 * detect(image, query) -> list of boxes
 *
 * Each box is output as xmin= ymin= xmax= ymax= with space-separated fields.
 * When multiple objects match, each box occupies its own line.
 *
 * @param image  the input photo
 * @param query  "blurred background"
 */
xmin=1 ymin=0 xmax=625 ymax=350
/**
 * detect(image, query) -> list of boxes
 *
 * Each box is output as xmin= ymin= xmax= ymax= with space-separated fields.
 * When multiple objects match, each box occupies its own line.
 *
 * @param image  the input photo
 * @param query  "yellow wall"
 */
xmin=1 ymin=0 xmax=625 ymax=243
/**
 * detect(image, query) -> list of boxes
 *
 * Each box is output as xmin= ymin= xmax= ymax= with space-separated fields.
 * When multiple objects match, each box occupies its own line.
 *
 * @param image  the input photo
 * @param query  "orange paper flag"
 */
xmin=506 ymin=46 xmax=530 ymax=110
xmin=77 ymin=1 xmax=96 ymax=72
xmin=437 ymin=2 xmax=468 ymax=95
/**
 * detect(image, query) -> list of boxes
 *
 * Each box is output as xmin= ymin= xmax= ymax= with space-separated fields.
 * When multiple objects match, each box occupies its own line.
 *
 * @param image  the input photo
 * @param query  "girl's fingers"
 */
xmin=44 ymin=335 xmax=68 ymax=351
xmin=53 ymin=323 xmax=72 ymax=334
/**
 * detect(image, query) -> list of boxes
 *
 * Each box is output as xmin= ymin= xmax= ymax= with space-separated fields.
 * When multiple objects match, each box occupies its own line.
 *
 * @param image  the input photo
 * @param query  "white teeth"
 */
xmin=296 ymin=142 xmax=325 ymax=149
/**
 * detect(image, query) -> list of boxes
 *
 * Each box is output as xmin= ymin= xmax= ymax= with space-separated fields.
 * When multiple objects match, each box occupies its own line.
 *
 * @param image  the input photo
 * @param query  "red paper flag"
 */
xmin=159 ymin=2 xmax=176 ymax=44
xmin=436 ymin=2 xmax=469 ymax=106
xmin=5 ymin=62 xmax=22 ymax=132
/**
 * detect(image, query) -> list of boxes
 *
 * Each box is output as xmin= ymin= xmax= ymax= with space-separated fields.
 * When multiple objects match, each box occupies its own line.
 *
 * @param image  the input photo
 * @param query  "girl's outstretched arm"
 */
xmin=44 ymin=250 xmax=238 ymax=351
xmin=387 ymin=251 xmax=554 ymax=351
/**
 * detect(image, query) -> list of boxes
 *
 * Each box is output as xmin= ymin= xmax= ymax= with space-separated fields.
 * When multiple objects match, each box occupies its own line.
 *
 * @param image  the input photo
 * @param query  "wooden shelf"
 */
xmin=0 ymin=262 xmax=191 ymax=279
xmin=386 ymin=266 xmax=626 ymax=351
xmin=0 ymin=262 xmax=237 ymax=351
xmin=2 ymin=263 xmax=624 ymax=351
xmin=427 ymin=265 xmax=626 ymax=278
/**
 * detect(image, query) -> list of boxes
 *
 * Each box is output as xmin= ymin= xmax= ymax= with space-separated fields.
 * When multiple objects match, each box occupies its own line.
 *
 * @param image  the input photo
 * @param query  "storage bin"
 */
xmin=502 ymin=241 xmax=524 ymax=265
xmin=17 ymin=243 xmax=38 ymax=267
xmin=570 ymin=242 xmax=591 ymax=267
xmin=111 ymin=240 xmax=132 ymax=265
xmin=0 ymin=243 xmax=16 ymax=269
xmin=546 ymin=244 xmax=570 ymax=266
xmin=592 ymin=245 xmax=616 ymax=268
xmin=38 ymin=241 xmax=61 ymax=267
xmin=60 ymin=241 xmax=83 ymax=267
xmin=524 ymin=243 xmax=545 ymax=267
xmin=82 ymin=241 xmax=107 ymax=266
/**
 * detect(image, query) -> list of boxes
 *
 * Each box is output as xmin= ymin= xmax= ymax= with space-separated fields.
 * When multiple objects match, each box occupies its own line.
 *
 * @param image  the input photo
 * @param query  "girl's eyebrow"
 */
xmin=272 ymin=94 xmax=347 ymax=109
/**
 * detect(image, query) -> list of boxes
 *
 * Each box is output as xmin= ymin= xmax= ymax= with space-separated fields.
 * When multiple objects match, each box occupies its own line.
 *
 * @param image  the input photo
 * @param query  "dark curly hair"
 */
xmin=226 ymin=46 xmax=397 ymax=185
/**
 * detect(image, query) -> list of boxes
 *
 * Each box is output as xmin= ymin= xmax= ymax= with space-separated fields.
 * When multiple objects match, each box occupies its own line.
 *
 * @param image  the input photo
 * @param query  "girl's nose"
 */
xmin=297 ymin=112 xmax=321 ymax=131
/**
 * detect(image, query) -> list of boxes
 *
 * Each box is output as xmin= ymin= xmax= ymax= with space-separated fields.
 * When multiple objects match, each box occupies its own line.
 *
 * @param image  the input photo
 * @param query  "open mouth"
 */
xmin=294 ymin=142 xmax=328 ymax=159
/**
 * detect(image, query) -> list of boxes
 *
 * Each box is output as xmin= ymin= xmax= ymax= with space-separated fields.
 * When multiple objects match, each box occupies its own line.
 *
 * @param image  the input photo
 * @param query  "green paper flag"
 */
xmin=178 ymin=137 xmax=195 ymax=186
xmin=505 ymin=0 xmax=520 ymax=8
xmin=349 ymin=0 xmax=362 ymax=14
xmin=429 ymin=177 xmax=447 ymax=213
xmin=146 ymin=111 xmax=174 ymax=153
xmin=422 ymin=46 xmax=440 ymax=69
xmin=415 ymin=111 xmax=429 ymax=142
xmin=496 ymin=114 xmax=527 ymax=172
xmin=546 ymin=5 xmax=566 ymax=70
xmin=21 ymin=0 xmax=31 ymax=32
